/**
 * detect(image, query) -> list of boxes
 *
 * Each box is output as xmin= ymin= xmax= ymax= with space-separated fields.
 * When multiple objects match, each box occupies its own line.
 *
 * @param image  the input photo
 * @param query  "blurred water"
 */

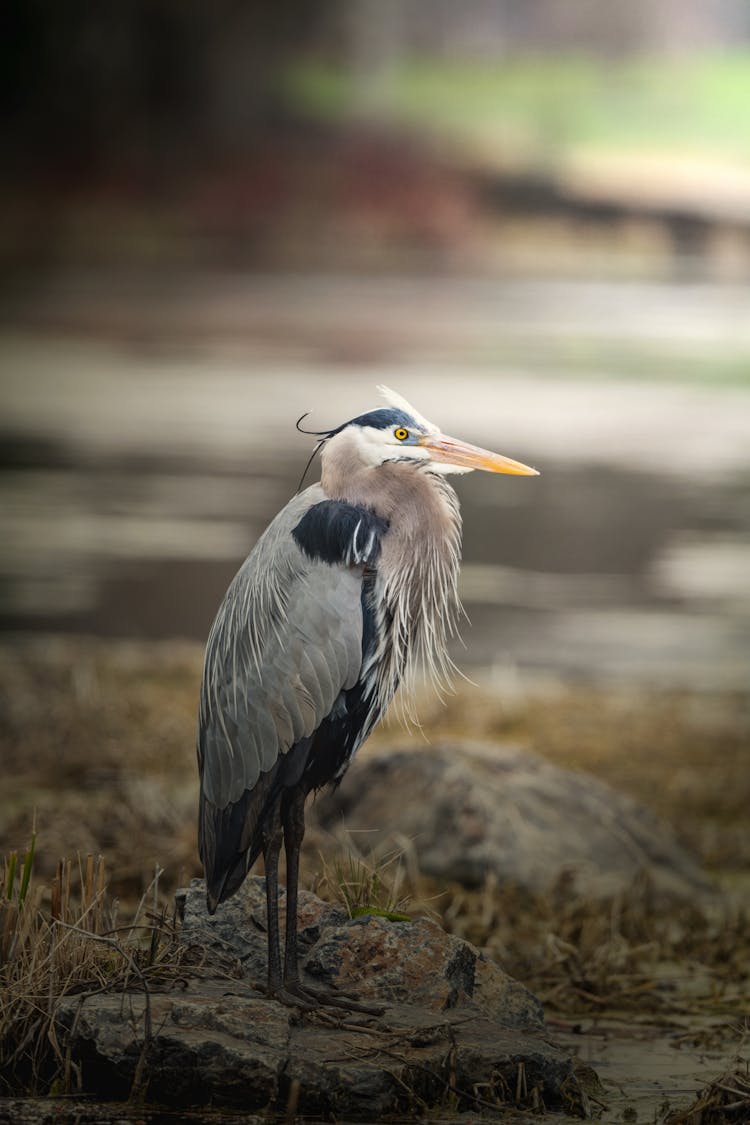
xmin=2 ymin=273 xmax=749 ymax=687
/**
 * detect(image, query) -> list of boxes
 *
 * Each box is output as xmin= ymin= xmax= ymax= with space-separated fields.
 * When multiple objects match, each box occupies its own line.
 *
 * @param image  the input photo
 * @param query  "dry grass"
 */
xmin=424 ymin=871 xmax=748 ymax=1020
xmin=0 ymin=637 xmax=203 ymax=904
xmin=313 ymin=844 xmax=412 ymax=921
xmin=0 ymin=839 xmax=186 ymax=1096
xmin=666 ymin=1059 xmax=750 ymax=1124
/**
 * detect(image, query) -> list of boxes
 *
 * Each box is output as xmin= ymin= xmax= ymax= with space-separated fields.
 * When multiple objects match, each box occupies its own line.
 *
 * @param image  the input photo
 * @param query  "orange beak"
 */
xmin=420 ymin=433 xmax=539 ymax=476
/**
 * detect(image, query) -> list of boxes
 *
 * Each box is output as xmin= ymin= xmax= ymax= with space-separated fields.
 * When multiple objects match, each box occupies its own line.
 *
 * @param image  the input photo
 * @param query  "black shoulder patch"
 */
xmin=292 ymin=501 xmax=389 ymax=567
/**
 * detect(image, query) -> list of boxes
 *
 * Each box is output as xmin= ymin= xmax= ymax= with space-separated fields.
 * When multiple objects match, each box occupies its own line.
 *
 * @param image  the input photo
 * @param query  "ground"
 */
xmin=1 ymin=637 xmax=748 ymax=1120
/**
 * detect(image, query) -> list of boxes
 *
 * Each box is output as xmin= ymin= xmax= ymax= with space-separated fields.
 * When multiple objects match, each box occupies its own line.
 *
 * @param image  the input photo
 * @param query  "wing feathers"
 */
xmin=198 ymin=488 xmax=374 ymax=816
xmin=198 ymin=490 xmax=394 ymax=900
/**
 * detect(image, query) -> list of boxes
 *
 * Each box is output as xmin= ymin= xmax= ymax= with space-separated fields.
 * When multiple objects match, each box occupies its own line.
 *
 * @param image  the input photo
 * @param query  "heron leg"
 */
xmin=261 ymin=798 xmax=284 ymax=993
xmin=280 ymin=786 xmax=384 ymax=1017
xmin=281 ymin=785 xmax=306 ymax=988
xmin=261 ymin=792 xmax=319 ymax=1012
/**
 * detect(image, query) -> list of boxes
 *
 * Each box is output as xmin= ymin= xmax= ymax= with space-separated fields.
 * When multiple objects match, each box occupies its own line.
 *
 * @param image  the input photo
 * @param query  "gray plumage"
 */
xmin=199 ymin=486 xmax=361 ymax=808
xmin=196 ymin=386 xmax=538 ymax=1007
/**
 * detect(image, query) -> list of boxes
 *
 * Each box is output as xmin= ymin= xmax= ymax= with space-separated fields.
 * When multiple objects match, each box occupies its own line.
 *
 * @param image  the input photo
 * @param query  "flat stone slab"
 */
xmin=53 ymin=878 xmax=594 ymax=1118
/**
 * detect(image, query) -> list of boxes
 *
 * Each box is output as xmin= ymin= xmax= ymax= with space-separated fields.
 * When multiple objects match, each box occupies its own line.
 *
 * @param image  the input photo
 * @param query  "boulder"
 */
xmin=312 ymin=742 xmax=715 ymax=901
xmin=54 ymin=878 xmax=594 ymax=1118
xmin=178 ymin=875 xmax=544 ymax=1030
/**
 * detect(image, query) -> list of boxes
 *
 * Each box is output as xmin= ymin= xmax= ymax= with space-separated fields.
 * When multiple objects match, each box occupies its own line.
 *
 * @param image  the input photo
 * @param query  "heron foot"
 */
xmin=265 ymin=978 xmax=383 ymax=1016
xmin=264 ymin=984 xmax=317 ymax=1011
xmin=292 ymin=980 xmax=384 ymax=1016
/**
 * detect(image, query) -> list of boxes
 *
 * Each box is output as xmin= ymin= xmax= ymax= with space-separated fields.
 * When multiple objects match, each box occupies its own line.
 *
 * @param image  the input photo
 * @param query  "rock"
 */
xmin=177 ymin=870 xmax=350 ymax=987
xmin=178 ymin=875 xmax=544 ymax=1030
xmin=312 ymin=742 xmax=715 ymax=901
xmin=56 ymin=989 xmax=286 ymax=1109
xmin=54 ymin=878 xmax=590 ymax=1118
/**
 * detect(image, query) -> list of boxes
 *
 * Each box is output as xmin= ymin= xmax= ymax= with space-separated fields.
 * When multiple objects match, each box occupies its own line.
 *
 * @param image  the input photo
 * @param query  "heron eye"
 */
xmin=394 ymin=427 xmax=409 ymax=441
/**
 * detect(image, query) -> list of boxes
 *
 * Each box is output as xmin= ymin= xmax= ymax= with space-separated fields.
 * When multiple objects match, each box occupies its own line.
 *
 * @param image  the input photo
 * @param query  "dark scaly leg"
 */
xmin=260 ymin=791 xmax=318 ymax=1009
xmin=280 ymin=785 xmax=383 ymax=1016
xmin=281 ymin=784 xmax=306 ymax=989
xmin=260 ymin=798 xmax=284 ymax=995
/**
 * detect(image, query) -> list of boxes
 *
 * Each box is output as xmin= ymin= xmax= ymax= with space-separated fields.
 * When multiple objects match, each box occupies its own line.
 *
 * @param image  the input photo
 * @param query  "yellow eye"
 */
xmin=394 ymin=427 xmax=409 ymax=441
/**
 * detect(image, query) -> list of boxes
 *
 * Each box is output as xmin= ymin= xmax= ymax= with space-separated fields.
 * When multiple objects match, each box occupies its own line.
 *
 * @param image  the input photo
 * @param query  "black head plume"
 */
xmin=295 ymin=413 xmax=334 ymax=492
xmin=295 ymin=413 xmax=337 ymax=438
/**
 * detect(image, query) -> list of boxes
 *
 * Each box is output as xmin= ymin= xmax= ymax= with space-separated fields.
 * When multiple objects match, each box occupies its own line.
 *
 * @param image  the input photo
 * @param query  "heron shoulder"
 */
xmin=292 ymin=500 xmax=389 ymax=568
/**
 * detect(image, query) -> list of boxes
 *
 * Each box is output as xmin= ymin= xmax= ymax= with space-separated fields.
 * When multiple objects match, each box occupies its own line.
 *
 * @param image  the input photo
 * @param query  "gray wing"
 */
xmin=197 ymin=485 xmax=364 ymax=813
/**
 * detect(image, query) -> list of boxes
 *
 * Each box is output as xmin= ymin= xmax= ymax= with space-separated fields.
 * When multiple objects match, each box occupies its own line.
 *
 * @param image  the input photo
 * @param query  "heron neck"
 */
xmin=329 ymin=455 xmax=463 ymax=710
xmin=321 ymin=453 xmax=447 ymax=530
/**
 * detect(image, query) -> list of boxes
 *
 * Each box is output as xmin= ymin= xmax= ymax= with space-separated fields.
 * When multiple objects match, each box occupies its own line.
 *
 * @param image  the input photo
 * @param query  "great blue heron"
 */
xmin=197 ymin=387 xmax=538 ymax=1008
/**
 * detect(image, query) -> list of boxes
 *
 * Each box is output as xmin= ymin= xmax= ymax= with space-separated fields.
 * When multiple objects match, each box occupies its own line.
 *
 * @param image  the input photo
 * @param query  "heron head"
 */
xmin=313 ymin=386 xmax=539 ymax=478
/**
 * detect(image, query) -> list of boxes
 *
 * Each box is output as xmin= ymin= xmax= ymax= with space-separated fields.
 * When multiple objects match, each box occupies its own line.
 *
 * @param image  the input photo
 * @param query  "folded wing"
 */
xmin=197 ymin=486 xmax=388 ymax=906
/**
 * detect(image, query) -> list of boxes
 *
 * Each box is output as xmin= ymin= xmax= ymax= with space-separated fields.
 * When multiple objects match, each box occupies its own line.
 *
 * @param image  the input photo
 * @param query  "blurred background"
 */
xmin=2 ymin=0 xmax=749 ymax=686
xmin=2 ymin=8 xmax=750 ymax=1111
xmin=1 ymin=0 xmax=749 ymax=871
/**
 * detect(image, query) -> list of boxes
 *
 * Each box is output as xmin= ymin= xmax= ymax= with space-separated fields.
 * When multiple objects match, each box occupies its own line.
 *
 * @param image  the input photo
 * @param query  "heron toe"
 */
xmin=280 ymin=978 xmax=384 ymax=1016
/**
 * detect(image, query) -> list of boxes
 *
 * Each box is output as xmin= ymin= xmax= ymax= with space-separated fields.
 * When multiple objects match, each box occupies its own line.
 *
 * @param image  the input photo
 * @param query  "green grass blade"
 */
xmin=19 ymin=832 xmax=36 ymax=906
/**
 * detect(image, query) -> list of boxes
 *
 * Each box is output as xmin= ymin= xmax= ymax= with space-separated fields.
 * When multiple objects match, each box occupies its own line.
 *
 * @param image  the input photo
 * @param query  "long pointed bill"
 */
xmin=420 ymin=433 xmax=539 ymax=475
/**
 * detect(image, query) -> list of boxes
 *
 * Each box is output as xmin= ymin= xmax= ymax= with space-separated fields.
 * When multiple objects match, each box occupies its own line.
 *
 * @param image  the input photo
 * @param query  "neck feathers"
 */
xmin=322 ymin=448 xmax=464 ymax=715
